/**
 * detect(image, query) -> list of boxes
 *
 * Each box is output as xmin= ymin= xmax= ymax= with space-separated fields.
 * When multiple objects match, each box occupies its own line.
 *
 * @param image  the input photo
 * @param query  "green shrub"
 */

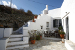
xmin=58 ymin=26 xmax=63 ymax=30
xmin=61 ymin=31 xmax=65 ymax=34
xmin=36 ymin=35 xmax=40 ymax=40
xmin=58 ymin=31 xmax=65 ymax=34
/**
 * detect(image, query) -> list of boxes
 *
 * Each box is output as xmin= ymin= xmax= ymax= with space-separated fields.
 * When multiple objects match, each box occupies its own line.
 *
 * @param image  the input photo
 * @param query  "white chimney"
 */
xmin=46 ymin=5 xmax=48 ymax=10
xmin=43 ymin=5 xmax=48 ymax=14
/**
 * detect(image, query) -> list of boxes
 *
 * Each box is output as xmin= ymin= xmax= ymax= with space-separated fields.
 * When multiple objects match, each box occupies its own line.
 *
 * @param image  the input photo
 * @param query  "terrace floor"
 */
xmin=12 ymin=38 xmax=67 ymax=50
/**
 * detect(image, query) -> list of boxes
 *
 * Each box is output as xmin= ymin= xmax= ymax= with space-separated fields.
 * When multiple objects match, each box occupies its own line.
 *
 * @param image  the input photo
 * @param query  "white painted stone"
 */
xmin=0 ymin=38 xmax=9 ymax=50
xmin=23 ymin=37 xmax=29 ymax=44
xmin=9 ymin=38 xmax=22 ymax=42
xmin=0 ymin=28 xmax=4 ymax=39
xmin=4 ymin=28 xmax=13 ymax=37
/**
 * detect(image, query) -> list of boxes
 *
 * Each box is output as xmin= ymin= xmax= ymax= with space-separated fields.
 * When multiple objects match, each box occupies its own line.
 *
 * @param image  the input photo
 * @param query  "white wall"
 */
xmin=0 ymin=28 xmax=13 ymax=39
xmin=23 ymin=37 xmax=29 ymax=44
xmin=48 ymin=8 xmax=61 ymax=18
xmin=0 ymin=28 xmax=4 ymax=39
xmin=0 ymin=38 xmax=9 ymax=50
xmin=43 ymin=10 xmax=48 ymax=14
xmin=61 ymin=0 xmax=75 ymax=43
xmin=28 ymin=14 xmax=51 ymax=31
xmin=4 ymin=28 xmax=13 ymax=37
xmin=23 ymin=27 xmax=29 ymax=37
xmin=27 ymin=7 xmax=61 ymax=32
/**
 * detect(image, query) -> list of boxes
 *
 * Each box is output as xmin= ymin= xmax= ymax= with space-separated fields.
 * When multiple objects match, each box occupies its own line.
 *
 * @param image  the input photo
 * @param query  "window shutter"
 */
xmin=59 ymin=19 xmax=62 ymax=27
xmin=53 ymin=20 xmax=56 ymax=27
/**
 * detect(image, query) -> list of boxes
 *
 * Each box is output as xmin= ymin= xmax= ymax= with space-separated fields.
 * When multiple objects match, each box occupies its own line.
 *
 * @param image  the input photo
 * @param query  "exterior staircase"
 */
xmin=6 ymin=34 xmax=29 ymax=50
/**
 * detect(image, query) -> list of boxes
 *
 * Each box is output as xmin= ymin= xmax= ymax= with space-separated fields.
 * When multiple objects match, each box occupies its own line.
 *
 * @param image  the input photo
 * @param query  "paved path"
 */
xmin=13 ymin=39 xmax=67 ymax=50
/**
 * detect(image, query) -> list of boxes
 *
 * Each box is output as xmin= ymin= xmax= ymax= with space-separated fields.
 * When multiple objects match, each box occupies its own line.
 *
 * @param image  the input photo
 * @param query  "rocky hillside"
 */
xmin=0 ymin=5 xmax=37 ymax=30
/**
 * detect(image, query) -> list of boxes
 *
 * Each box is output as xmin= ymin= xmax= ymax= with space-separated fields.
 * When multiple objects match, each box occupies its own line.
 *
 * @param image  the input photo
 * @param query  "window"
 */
xmin=41 ymin=26 xmax=43 ymax=29
xmin=46 ymin=22 xmax=49 ymax=27
xmin=63 ymin=19 xmax=64 ymax=27
xmin=53 ymin=19 xmax=58 ymax=27
xmin=53 ymin=19 xmax=62 ymax=27
xmin=59 ymin=19 xmax=62 ymax=27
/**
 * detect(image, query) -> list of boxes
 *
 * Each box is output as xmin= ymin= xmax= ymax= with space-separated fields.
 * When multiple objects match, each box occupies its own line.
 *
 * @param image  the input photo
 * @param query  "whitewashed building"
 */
xmin=17 ymin=0 xmax=75 ymax=49
xmin=0 ymin=5 xmax=62 ymax=50
xmin=1 ymin=0 xmax=75 ymax=49
xmin=23 ymin=5 xmax=62 ymax=33
xmin=14 ymin=5 xmax=62 ymax=38
xmin=61 ymin=0 xmax=75 ymax=50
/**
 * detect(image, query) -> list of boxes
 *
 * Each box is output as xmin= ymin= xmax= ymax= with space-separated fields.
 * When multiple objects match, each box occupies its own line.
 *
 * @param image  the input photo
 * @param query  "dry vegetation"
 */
xmin=0 ymin=5 xmax=37 ymax=30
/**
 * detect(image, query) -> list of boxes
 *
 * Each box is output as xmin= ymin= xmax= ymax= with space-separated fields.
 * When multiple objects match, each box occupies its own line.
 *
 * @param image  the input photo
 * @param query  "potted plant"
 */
xmin=59 ymin=31 xmax=65 ymax=38
xmin=39 ymin=33 xmax=42 ymax=39
xmin=30 ymin=33 xmax=36 ymax=44
xmin=36 ymin=35 xmax=40 ymax=40
xmin=30 ymin=36 xmax=36 ymax=44
xmin=58 ymin=26 xmax=63 ymax=30
xmin=0 ymin=24 xmax=4 ymax=28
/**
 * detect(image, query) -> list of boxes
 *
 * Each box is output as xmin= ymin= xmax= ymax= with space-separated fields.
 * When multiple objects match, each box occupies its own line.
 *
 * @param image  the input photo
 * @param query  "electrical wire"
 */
xmin=28 ymin=0 xmax=59 ymax=8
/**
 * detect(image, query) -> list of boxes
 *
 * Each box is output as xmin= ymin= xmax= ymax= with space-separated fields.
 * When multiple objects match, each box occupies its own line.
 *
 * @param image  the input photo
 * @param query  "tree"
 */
xmin=19 ymin=8 xmax=25 ymax=12
xmin=27 ymin=10 xmax=33 ymax=15
xmin=19 ymin=8 xmax=25 ymax=14
xmin=13 ymin=21 xmax=19 ymax=31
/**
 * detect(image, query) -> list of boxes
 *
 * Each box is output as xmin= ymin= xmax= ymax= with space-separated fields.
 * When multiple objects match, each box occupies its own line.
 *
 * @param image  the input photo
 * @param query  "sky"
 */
xmin=0 ymin=0 xmax=64 ymax=15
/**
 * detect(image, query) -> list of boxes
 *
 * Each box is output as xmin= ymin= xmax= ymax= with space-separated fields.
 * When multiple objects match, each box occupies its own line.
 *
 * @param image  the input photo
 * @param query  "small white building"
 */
xmin=26 ymin=5 xmax=62 ymax=32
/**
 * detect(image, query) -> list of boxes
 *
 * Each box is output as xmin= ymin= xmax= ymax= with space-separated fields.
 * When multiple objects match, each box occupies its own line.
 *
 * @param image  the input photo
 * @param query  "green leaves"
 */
xmin=58 ymin=30 xmax=65 ymax=34
xmin=58 ymin=26 xmax=63 ymax=30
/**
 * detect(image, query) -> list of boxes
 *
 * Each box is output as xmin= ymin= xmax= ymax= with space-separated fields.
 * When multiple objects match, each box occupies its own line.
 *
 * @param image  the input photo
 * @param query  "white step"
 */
xmin=6 ymin=44 xmax=29 ymax=50
xmin=10 ymin=35 xmax=23 ymax=38
xmin=9 ymin=38 xmax=22 ymax=42
xmin=7 ymin=41 xmax=27 ymax=46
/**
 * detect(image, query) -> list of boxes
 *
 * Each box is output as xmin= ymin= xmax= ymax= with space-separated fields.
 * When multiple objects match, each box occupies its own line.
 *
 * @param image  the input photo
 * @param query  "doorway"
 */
xmin=66 ymin=17 xmax=69 ymax=40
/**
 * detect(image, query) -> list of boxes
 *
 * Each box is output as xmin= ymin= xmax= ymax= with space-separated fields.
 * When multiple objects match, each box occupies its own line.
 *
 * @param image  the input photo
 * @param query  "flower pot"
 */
xmin=60 ymin=34 xmax=64 ymax=38
xmin=40 ymin=36 xmax=42 ymax=39
xmin=34 ymin=16 xmax=37 ymax=19
xmin=32 ymin=19 xmax=35 ymax=22
xmin=62 ymin=38 xmax=65 ymax=43
xmin=31 ymin=40 xmax=35 ymax=44
xmin=0 ymin=25 xmax=4 ymax=28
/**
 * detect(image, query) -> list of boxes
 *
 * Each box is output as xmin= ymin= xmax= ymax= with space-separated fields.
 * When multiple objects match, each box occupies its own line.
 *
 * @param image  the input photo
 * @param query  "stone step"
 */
xmin=7 ymin=41 xmax=27 ymax=46
xmin=6 ymin=44 xmax=29 ymax=50
xmin=10 ymin=35 xmax=23 ymax=38
xmin=11 ymin=33 xmax=22 ymax=35
xmin=9 ymin=38 xmax=22 ymax=42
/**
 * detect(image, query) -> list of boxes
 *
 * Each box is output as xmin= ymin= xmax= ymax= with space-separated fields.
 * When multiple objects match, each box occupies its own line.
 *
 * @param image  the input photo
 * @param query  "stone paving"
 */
xmin=13 ymin=39 xmax=67 ymax=50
